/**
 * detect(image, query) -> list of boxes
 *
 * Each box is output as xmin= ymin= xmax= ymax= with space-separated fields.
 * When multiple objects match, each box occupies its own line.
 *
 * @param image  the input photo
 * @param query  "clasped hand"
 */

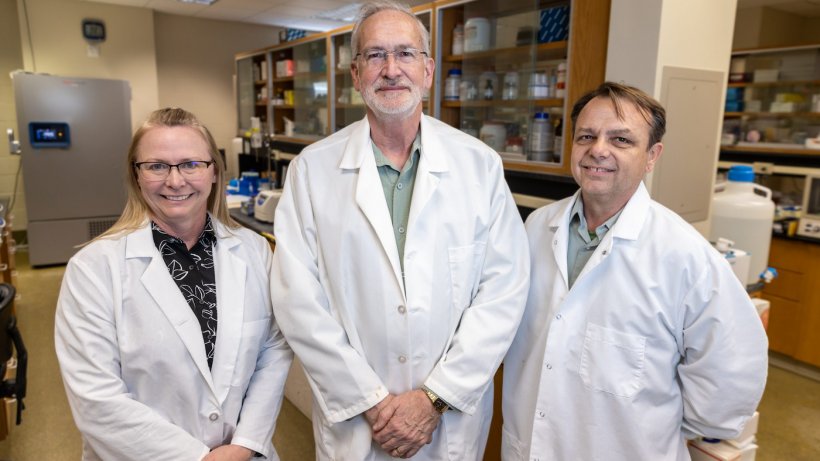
xmin=364 ymin=390 xmax=441 ymax=459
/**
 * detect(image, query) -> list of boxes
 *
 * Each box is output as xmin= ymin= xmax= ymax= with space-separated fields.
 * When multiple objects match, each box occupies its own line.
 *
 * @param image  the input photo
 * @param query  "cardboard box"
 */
xmin=745 ymin=100 xmax=762 ymax=112
xmin=688 ymin=439 xmax=758 ymax=461
xmin=275 ymin=59 xmax=294 ymax=77
xmin=726 ymin=411 xmax=760 ymax=448
xmin=753 ymin=69 xmax=779 ymax=83
xmin=770 ymin=101 xmax=796 ymax=113
xmin=539 ymin=6 xmax=570 ymax=43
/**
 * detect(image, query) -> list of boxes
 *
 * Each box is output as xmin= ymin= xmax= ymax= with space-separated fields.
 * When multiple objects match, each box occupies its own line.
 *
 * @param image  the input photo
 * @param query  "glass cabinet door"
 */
xmin=271 ymin=37 xmax=328 ymax=142
xmin=331 ymin=30 xmax=365 ymax=132
xmin=436 ymin=0 xmax=570 ymax=165
xmin=236 ymin=53 xmax=270 ymax=135
xmin=292 ymin=38 xmax=329 ymax=140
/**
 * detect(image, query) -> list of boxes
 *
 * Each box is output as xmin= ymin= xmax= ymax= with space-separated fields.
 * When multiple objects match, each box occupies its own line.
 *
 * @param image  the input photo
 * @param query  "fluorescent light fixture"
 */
xmin=176 ymin=0 xmax=218 ymax=5
xmin=313 ymin=3 xmax=361 ymax=22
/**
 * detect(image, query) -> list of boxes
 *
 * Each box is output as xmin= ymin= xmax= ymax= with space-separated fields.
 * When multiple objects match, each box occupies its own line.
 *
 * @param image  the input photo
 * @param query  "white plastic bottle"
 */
xmin=451 ymin=23 xmax=464 ymax=55
xmin=528 ymin=112 xmax=552 ymax=162
xmin=444 ymin=69 xmax=462 ymax=101
xmin=709 ymin=165 xmax=775 ymax=285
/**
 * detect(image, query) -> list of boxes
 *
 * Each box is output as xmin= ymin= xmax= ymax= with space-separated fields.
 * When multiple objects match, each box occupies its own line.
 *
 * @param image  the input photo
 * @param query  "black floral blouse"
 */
xmin=151 ymin=217 xmax=218 ymax=369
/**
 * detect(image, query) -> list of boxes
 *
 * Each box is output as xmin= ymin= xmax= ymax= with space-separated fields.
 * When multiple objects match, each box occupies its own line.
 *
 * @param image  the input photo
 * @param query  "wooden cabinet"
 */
xmin=720 ymin=44 xmax=820 ymax=161
xmin=434 ymin=0 xmax=609 ymax=176
xmin=761 ymin=237 xmax=820 ymax=367
xmin=234 ymin=0 xmax=609 ymax=177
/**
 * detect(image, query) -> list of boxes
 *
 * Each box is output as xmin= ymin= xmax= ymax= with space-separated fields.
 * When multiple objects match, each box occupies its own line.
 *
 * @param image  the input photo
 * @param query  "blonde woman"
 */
xmin=55 ymin=108 xmax=291 ymax=461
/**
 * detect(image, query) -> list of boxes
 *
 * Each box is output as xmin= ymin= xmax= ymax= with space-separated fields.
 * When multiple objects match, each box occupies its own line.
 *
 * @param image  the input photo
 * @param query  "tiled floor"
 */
xmin=0 ymin=249 xmax=817 ymax=460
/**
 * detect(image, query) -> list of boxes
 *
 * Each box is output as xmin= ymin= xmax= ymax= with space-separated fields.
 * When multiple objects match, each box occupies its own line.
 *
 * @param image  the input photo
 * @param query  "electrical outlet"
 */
xmin=753 ymin=162 xmax=774 ymax=175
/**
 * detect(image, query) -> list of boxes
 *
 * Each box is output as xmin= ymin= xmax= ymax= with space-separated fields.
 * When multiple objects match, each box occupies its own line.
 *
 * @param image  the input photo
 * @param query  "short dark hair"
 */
xmin=570 ymin=82 xmax=666 ymax=148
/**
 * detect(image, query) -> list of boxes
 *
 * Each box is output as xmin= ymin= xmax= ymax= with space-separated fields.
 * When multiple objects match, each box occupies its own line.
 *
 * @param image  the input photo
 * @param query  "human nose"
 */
xmin=165 ymin=165 xmax=186 ymax=186
xmin=381 ymin=53 xmax=402 ymax=77
xmin=588 ymin=138 xmax=611 ymax=158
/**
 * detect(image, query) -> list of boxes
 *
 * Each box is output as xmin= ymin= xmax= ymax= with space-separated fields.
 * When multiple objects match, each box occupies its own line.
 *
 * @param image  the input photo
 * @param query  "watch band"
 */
xmin=422 ymin=386 xmax=449 ymax=414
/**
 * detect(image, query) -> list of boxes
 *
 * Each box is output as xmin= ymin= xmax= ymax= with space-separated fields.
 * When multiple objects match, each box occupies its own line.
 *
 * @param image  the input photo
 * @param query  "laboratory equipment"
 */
xmin=10 ymin=72 xmax=131 ymax=266
xmin=797 ymin=174 xmax=820 ymax=240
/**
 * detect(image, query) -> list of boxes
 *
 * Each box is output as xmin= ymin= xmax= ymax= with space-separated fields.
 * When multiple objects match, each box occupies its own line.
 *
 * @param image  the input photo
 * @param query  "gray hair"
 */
xmin=350 ymin=0 xmax=430 ymax=57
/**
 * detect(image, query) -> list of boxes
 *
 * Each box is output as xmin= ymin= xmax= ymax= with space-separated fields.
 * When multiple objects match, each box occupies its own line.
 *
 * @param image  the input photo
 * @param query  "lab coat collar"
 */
xmin=124 ymin=217 xmax=246 ymax=403
xmin=337 ymin=115 xmax=449 ymax=173
xmin=545 ymin=182 xmax=650 ymax=287
xmin=340 ymin=115 xmax=449 ymax=296
xmin=608 ymin=181 xmax=651 ymax=242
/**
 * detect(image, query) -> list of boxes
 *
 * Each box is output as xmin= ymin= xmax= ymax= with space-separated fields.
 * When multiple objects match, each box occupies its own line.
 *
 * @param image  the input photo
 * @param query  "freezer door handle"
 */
xmin=6 ymin=128 xmax=20 ymax=155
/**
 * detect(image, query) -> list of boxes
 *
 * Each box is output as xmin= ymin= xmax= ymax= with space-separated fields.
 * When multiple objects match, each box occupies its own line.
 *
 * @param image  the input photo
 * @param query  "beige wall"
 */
xmin=7 ymin=0 xmax=282 ymax=230
xmin=1 ymin=0 xmax=25 ymax=228
xmin=154 ymin=12 xmax=281 ymax=157
xmin=16 ymin=0 xmax=159 ymax=131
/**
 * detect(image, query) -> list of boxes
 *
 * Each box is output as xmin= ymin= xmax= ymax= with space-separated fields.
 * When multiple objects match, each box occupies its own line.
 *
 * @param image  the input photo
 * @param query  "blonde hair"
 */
xmin=96 ymin=107 xmax=238 ymax=241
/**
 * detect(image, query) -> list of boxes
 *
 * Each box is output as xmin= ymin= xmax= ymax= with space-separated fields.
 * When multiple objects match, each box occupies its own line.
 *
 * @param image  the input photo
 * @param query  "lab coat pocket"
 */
xmin=448 ymin=242 xmax=487 ymax=311
xmin=579 ymin=323 xmax=646 ymax=398
xmin=231 ymin=317 xmax=271 ymax=386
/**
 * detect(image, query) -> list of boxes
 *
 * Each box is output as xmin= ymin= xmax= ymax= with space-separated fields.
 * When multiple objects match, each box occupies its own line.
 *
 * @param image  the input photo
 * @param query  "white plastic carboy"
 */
xmin=709 ymin=165 xmax=775 ymax=286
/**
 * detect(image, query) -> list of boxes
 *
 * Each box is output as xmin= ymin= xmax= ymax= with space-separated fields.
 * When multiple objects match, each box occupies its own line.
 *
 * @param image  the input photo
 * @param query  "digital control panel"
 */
xmin=29 ymin=122 xmax=70 ymax=148
xmin=797 ymin=217 xmax=820 ymax=240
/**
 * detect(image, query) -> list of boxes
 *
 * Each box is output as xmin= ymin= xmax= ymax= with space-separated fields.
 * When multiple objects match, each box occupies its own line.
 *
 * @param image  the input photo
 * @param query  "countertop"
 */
xmin=229 ymin=208 xmax=274 ymax=237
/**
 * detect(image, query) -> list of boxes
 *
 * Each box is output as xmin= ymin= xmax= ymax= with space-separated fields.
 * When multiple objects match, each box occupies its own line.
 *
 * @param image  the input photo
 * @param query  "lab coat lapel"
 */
xmin=407 ymin=116 xmax=447 ymax=231
xmin=574 ymin=183 xmax=649 ymax=281
xmin=210 ymin=223 xmax=245 ymax=404
xmin=548 ymin=193 xmax=578 ymax=290
xmin=342 ymin=118 xmax=404 ymax=293
xmin=128 ymin=224 xmax=216 ymax=395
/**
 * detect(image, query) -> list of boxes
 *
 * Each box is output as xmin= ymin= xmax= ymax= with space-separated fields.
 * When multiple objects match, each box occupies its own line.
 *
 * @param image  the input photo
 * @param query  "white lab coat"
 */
xmin=271 ymin=115 xmax=530 ymax=460
xmin=501 ymin=183 xmax=768 ymax=460
xmin=55 ymin=218 xmax=293 ymax=461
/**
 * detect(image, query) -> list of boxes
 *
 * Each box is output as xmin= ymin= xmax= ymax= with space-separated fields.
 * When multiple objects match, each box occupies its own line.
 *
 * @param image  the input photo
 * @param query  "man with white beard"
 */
xmin=270 ymin=1 xmax=530 ymax=459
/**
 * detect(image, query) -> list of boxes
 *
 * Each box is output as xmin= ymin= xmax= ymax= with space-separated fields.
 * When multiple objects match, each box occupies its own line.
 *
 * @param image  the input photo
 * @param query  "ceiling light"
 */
xmin=176 ymin=0 xmax=218 ymax=5
xmin=313 ymin=3 xmax=361 ymax=22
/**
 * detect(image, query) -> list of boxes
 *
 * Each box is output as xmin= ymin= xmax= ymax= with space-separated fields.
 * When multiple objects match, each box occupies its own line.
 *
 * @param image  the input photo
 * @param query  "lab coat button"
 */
xmin=397 ymin=182 xmax=404 ymax=190
xmin=398 ymin=355 xmax=407 ymax=363
xmin=398 ymin=305 xmax=406 ymax=314
xmin=555 ymin=314 xmax=562 ymax=320
xmin=398 ymin=227 xmax=405 ymax=234
xmin=537 ymin=410 xmax=545 ymax=418
xmin=209 ymin=412 xmax=219 ymax=422
xmin=545 ymin=363 xmax=552 ymax=370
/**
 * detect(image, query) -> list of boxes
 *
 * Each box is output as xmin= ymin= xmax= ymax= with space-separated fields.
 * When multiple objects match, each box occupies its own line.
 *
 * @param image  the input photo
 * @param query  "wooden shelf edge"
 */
xmin=502 ymin=159 xmax=570 ymax=175
xmin=721 ymin=145 xmax=820 ymax=156
xmin=725 ymin=111 xmax=820 ymax=118
xmin=442 ymin=41 xmax=568 ymax=62
xmin=728 ymin=79 xmax=820 ymax=88
xmin=442 ymin=98 xmax=565 ymax=108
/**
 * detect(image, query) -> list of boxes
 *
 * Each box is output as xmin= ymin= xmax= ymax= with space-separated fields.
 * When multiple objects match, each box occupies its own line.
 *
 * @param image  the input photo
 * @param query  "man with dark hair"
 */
xmin=501 ymin=82 xmax=768 ymax=460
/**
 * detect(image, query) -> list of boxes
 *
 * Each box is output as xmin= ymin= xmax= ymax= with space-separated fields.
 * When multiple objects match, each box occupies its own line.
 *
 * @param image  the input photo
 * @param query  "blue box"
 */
xmin=725 ymin=100 xmax=744 ymax=112
xmin=725 ymin=87 xmax=744 ymax=101
xmin=539 ymin=6 xmax=570 ymax=43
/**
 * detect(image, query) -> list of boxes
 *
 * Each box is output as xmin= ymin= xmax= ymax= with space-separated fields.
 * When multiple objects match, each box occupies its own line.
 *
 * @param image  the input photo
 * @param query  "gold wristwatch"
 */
xmin=422 ymin=386 xmax=449 ymax=414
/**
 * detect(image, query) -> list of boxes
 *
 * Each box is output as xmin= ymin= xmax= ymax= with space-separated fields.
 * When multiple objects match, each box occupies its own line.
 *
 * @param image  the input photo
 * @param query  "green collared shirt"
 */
xmin=566 ymin=196 xmax=622 ymax=288
xmin=372 ymin=132 xmax=422 ymax=272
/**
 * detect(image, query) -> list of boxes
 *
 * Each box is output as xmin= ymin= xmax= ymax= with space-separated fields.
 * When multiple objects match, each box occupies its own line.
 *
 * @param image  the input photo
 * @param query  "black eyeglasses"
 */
xmin=134 ymin=161 xmax=214 ymax=181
